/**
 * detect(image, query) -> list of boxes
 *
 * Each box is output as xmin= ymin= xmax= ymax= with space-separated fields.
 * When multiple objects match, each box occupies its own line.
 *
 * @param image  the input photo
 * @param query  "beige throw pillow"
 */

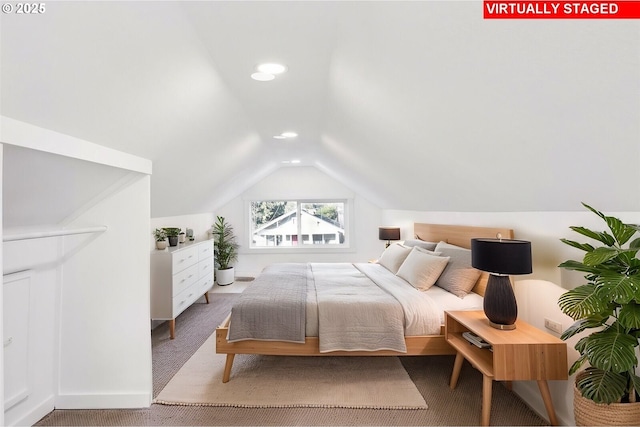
xmin=396 ymin=248 xmax=450 ymax=291
xmin=377 ymin=243 xmax=412 ymax=274
xmin=434 ymin=241 xmax=482 ymax=298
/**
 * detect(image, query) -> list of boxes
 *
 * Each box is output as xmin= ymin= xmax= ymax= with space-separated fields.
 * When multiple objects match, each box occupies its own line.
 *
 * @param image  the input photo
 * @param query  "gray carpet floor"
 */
xmin=35 ymin=293 xmax=548 ymax=426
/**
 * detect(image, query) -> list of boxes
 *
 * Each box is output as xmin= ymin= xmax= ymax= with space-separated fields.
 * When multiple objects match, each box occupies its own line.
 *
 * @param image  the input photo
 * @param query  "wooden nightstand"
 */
xmin=445 ymin=310 xmax=568 ymax=426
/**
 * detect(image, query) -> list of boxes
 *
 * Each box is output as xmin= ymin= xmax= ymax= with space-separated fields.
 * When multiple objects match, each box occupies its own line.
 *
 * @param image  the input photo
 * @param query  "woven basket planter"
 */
xmin=573 ymin=372 xmax=640 ymax=426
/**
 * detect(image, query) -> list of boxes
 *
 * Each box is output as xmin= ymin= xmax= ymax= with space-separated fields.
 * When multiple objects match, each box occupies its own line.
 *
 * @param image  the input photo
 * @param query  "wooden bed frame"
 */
xmin=215 ymin=223 xmax=514 ymax=382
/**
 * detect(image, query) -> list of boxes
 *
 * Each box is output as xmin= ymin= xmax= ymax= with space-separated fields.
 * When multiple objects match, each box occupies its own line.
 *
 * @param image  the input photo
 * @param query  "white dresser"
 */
xmin=150 ymin=240 xmax=214 ymax=339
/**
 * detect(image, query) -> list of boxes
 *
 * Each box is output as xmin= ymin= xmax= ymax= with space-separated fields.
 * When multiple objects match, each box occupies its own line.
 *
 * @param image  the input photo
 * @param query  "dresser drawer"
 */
xmin=172 ymin=246 xmax=199 ymax=273
xmin=197 ymin=275 xmax=214 ymax=295
xmin=172 ymin=264 xmax=198 ymax=296
xmin=198 ymin=241 xmax=214 ymax=261
xmin=198 ymin=256 xmax=214 ymax=279
xmin=172 ymin=283 xmax=200 ymax=317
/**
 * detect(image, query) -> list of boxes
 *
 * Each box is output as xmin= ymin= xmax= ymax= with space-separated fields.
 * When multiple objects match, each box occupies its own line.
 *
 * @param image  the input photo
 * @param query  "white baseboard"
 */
xmin=55 ymin=392 xmax=152 ymax=409
xmin=4 ymin=395 xmax=55 ymax=427
xmin=513 ymin=382 xmax=573 ymax=426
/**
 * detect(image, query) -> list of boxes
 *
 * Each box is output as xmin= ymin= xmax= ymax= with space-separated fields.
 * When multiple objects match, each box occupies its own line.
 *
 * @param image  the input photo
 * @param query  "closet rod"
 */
xmin=3 ymin=226 xmax=108 ymax=242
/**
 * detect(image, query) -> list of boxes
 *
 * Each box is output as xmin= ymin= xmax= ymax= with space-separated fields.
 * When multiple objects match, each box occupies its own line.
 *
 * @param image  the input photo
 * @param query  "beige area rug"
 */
xmin=154 ymin=333 xmax=428 ymax=410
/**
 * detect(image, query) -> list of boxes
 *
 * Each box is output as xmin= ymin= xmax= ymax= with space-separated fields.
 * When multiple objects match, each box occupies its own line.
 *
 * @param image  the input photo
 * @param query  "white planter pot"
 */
xmin=216 ymin=267 xmax=235 ymax=286
xmin=156 ymin=240 xmax=168 ymax=250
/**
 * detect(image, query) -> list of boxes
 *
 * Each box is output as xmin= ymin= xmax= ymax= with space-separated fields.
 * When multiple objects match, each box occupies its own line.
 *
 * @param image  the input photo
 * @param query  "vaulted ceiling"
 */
xmin=2 ymin=1 xmax=638 ymax=218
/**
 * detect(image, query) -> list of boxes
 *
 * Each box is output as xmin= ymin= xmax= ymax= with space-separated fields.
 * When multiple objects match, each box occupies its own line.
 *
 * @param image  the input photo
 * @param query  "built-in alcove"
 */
xmin=1 ymin=117 xmax=153 ymax=426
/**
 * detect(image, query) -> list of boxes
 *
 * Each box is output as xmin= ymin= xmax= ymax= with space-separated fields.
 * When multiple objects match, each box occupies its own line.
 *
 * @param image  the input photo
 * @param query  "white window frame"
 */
xmin=246 ymin=198 xmax=354 ymax=253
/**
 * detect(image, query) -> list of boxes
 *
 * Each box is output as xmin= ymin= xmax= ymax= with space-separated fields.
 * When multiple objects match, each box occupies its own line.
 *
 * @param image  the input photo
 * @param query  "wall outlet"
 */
xmin=544 ymin=318 xmax=563 ymax=334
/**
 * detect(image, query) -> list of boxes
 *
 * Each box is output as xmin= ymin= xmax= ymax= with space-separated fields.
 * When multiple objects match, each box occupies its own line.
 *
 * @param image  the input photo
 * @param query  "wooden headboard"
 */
xmin=413 ymin=223 xmax=515 ymax=296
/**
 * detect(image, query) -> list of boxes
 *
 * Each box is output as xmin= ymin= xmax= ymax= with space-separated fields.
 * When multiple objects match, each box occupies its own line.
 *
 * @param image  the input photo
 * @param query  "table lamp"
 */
xmin=471 ymin=237 xmax=532 ymax=330
xmin=379 ymin=227 xmax=400 ymax=248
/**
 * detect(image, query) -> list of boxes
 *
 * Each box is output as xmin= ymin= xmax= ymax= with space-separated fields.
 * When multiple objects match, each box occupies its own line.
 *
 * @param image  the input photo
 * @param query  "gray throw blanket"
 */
xmin=312 ymin=263 xmax=407 ymax=353
xmin=227 ymin=263 xmax=309 ymax=343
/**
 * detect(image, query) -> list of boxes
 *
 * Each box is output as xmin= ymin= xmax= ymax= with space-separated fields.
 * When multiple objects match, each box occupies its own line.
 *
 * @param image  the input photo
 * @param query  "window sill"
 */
xmin=243 ymin=246 xmax=355 ymax=255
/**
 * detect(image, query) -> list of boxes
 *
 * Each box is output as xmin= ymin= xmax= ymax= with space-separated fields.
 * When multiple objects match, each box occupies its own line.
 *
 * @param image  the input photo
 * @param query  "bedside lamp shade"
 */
xmin=471 ymin=238 xmax=532 ymax=330
xmin=379 ymin=227 xmax=400 ymax=248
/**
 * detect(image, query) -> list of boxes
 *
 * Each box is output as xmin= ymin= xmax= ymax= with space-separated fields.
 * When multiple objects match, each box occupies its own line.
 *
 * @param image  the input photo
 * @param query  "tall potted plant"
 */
xmin=558 ymin=203 xmax=640 ymax=425
xmin=211 ymin=216 xmax=239 ymax=286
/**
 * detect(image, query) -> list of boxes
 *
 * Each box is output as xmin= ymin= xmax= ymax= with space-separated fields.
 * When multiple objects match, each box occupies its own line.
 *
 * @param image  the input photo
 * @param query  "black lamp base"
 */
xmin=483 ymin=274 xmax=518 ymax=330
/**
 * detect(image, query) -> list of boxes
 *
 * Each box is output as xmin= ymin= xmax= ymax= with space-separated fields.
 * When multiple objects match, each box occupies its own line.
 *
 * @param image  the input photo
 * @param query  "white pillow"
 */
xmin=434 ymin=241 xmax=482 ymax=298
xmin=434 ymin=241 xmax=467 ymax=250
xmin=402 ymin=239 xmax=438 ymax=251
xmin=396 ymin=247 xmax=450 ymax=291
xmin=377 ymin=243 xmax=412 ymax=274
xmin=413 ymin=246 xmax=442 ymax=256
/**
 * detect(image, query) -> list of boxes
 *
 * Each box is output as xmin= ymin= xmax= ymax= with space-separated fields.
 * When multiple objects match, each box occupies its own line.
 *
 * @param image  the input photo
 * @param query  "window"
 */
xmin=249 ymin=200 xmax=348 ymax=249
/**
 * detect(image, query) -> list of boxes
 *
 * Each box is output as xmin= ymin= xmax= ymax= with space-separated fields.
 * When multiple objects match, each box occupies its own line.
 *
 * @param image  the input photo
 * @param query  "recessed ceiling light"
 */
xmin=281 ymin=160 xmax=291 ymax=164
xmin=290 ymin=159 xmax=301 ymax=164
xmin=274 ymin=131 xmax=298 ymax=139
xmin=251 ymin=72 xmax=275 ymax=81
xmin=258 ymin=63 xmax=287 ymax=75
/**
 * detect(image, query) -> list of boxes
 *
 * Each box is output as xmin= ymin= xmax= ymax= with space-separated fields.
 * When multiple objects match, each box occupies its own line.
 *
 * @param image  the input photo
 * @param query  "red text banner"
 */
xmin=484 ymin=1 xmax=640 ymax=19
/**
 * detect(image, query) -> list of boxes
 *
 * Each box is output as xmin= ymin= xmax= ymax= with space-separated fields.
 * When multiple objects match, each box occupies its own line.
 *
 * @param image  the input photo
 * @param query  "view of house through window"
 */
xmin=250 ymin=200 xmax=346 ymax=248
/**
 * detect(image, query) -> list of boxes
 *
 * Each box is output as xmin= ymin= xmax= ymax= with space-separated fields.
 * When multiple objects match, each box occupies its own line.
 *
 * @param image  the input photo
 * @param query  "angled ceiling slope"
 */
xmin=2 ymin=144 xmax=133 ymax=228
xmin=1 ymin=117 xmax=152 ymax=230
xmin=1 ymin=1 xmax=639 ymax=216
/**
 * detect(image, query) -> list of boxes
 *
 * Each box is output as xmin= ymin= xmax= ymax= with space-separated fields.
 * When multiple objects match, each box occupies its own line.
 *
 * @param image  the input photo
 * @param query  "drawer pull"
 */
xmin=188 ymin=293 xmax=194 ymax=298
xmin=4 ymin=337 xmax=13 ymax=347
xmin=188 ymin=255 xmax=194 ymax=259
xmin=180 ymin=279 xmax=185 ymax=283
xmin=179 ymin=300 xmax=186 ymax=306
xmin=188 ymin=275 xmax=193 ymax=279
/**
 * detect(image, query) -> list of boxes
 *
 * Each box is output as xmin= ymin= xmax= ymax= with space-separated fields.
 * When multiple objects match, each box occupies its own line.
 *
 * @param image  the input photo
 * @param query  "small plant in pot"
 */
xmin=558 ymin=203 xmax=640 ymax=425
xmin=163 ymin=227 xmax=181 ymax=247
xmin=211 ymin=216 xmax=239 ymax=286
xmin=153 ymin=228 xmax=168 ymax=250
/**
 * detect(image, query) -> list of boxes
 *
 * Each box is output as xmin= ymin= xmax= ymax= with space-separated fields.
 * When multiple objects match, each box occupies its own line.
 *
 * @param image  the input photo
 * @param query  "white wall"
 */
xmin=0 ymin=145 xmax=4 ymax=427
xmin=215 ymin=166 xmax=383 ymax=277
xmin=56 ymin=174 xmax=152 ymax=409
xmin=514 ymin=279 xmax=581 ymax=426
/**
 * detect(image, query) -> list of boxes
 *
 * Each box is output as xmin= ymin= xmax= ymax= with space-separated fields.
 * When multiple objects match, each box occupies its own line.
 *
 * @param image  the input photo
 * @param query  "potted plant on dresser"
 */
xmin=558 ymin=203 xmax=640 ymax=426
xmin=153 ymin=228 xmax=168 ymax=250
xmin=163 ymin=227 xmax=181 ymax=247
xmin=211 ymin=216 xmax=239 ymax=286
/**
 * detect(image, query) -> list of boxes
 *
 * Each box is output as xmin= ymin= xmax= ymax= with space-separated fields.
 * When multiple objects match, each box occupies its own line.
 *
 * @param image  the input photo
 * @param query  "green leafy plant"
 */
xmin=162 ymin=227 xmax=181 ymax=237
xmin=558 ymin=203 xmax=640 ymax=404
xmin=211 ymin=216 xmax=239 ymax=270
xmin=153 ymin=228 xmax=167 ymax=242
